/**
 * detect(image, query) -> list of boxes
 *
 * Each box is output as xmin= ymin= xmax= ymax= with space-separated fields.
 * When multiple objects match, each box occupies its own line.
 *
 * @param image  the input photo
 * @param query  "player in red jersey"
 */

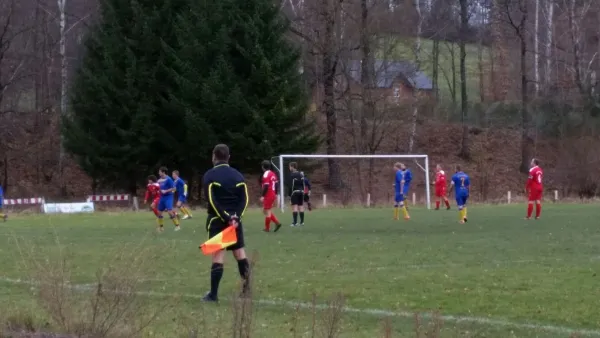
xmin=144 ymin=175 xmax=161 ymax=225
xmin=434 ymin=164 xmax=451 ymax=210
xmin=525 ymin=158 xmax=543 ymax=219
xmin=260 ymin=160 xmax=282 ymax=232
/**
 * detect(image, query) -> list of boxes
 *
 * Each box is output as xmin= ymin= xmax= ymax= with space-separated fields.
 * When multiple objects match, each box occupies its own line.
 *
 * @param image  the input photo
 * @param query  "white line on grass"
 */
xmin=1 ymin=277 xmax=600 ymax=336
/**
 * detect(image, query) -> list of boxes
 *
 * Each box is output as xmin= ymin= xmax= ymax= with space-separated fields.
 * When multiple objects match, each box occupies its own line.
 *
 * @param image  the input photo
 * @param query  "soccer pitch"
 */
xmin=1 ymin=205 xmax=600 ymax=337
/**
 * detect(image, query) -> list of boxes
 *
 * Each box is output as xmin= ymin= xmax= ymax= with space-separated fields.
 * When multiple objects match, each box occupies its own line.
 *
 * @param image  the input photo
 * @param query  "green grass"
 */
xmin=384 ymin=37 xmax=490 ymax=104
xmin=1 ymin=205 xmax=600 ymax=337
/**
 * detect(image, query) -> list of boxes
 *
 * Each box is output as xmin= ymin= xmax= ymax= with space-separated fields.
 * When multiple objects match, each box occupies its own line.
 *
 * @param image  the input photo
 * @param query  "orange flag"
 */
xmin=200 ymin=226 xmax=238 ymax=255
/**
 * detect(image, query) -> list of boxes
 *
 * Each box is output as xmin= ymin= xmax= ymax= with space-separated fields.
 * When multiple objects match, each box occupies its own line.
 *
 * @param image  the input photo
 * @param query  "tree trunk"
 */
xmin=519 ymin=6 xmax=533 ymax=173
xmin=544 ymin=0 xmax=554 ymax=90
xmin=458 ymin=0 xmax=470 ymax=159
xmin=534 ymin=0 xmax=539 ymax=95
xmin=432 ymin=39 xmax=439 ymax=100
xmin=408 ymin=0 xmax=422 ymax=153
xmin=322 ymin=1 xmax=341 ymax=190
xmin=58 ymin=0 xmax=68 ymax=196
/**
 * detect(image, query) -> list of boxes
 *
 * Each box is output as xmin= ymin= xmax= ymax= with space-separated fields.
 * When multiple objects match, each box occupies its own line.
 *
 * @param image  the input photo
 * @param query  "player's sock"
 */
xmin=157 ymin=216 xmax=164 ymax=227
xmin=264 ymin=217 xmax=271 ymax=231
xmin=444 ymin=199 xmax=450 ymax=208
xmin=463 ymin=207 xmax=468 ymax=220
xmin=210 ymin=263 xmax=224 ymax=298
xmin=292 ymin=212 xmax=298 ymax=225
xmin=435 ymin=201 xmax=440 ymax=209
xmin=459 ymin=208 xmax=465 ymax=221
xmin=179 ymin=206 xmax=188 ymax=217
xmin=270 ymin=214 xmax=280 ymax=225
xmin=237 ymin=258 xmax=250 ymax=294
xmin=526 ymin=203 xmax=533 ymax=218
xmin=300 ymin=212 xmax=305 ymax=224
xmin=393 ymin=207 xmax=399 ymax=219
xmin=401 ymin=206 xmax=409 ymax=218
xmin=535 ymin=203 xmax=541 ymax=218
xmin=170 ymin=213 xmax=180 ymax=226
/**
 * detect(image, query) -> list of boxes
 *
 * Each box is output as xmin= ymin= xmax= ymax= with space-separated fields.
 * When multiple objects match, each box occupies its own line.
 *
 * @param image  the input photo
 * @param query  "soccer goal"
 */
xmin=272 ymin=154 xmax=431 ymax=212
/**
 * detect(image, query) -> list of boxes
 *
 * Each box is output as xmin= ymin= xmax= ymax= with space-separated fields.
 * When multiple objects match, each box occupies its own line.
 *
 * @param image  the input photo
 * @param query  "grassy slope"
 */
xmin=1 ymin=205 xmax=600 ymax=337
xmin=386 ymin=37 xmax=490 ymax=104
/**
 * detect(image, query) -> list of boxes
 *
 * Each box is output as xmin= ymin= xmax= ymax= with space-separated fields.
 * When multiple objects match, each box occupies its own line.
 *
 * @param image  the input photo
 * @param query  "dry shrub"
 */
xmin=13 ymin=231 xmax=169 ymax=337
xmin=413 ymin=312 xmax=443 ymax=338
xmin=230 ymin=251 xmax=259 ymax=338
xmin=319 ymin=293 xmax=345 ymax=338
xmin=381 ymin=317 xmax=393 ymax=338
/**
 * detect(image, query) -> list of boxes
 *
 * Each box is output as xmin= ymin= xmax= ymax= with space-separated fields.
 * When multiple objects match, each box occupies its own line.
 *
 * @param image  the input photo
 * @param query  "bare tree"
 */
xmin=498 ymin=0 xmax=531 ymax=173
xmin=458 ymin=0 xmax=471 ymax=159
xmin=407 ymin=0 xmax=423 ymax=153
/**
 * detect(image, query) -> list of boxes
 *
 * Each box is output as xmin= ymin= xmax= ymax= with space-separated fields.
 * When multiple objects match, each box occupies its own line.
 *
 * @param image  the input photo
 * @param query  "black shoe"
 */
xmin=308 ymin=204 xmax=312 ymax=211
xmin=463 ymin=218 xmax=468 ymax=223
xmin=435 ymin=208 xmax=439 ymax=210
xmin=274 ymin=223 xmax=282 ymax=232
xmin=447 ymin=206 xmax=451 ymax=210
xmin=201 ymin=292 xmax=218 ymax=303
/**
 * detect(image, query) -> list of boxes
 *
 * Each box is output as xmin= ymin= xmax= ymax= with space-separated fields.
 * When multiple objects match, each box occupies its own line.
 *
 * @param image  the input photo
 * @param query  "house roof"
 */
xmin=346 ymin=60 xmax=433 ymax=90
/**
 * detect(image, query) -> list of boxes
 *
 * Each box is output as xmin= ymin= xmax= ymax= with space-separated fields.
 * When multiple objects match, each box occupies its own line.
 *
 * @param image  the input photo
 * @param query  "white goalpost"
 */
xmin=273 ymin=154 xmax=431 ymax=212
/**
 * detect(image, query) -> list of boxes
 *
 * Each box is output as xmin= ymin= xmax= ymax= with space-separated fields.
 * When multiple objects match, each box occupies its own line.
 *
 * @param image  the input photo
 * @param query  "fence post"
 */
xmin=554 ymin=190 xmax=558 ymax=202
xmin=412 ymin=193 xmax=416 ymax=206
xmin=322 ymin=194 xmax=327 ymax=207
xmin=366 ymin=193 xmax=371 ymax=207
xmin=132 ymin=196 xmax=139 ymax=211
xmin=507 ymin=191 xmax=511 ymax=204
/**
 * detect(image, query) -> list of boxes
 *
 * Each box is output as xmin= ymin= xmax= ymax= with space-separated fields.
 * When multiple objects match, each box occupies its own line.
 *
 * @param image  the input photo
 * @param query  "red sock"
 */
xmin=535 ymin=203 xmax=541 ymax=218
xmin=152 ymin=207 xmax=160 ymax=217
xmin=270 ymin=214 xmax=280 ymax=225
xmin=444 ymin=199 xmax=450 ymax=208
xmin=435 ymin=201 xmax=440 ymax=209
xmin=264 ymin=217 xmax=270 ymax=231
xmin=527 ymin=204 xmax=533 ymax=218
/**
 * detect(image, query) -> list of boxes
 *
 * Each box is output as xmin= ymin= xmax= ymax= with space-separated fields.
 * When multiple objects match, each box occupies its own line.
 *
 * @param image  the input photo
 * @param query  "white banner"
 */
xmin=43 ymin=202 xmax=95 ymax=214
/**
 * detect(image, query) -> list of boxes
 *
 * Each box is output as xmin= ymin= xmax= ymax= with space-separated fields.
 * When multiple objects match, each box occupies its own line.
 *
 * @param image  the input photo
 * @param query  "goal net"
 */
xmin=272 ymin=154 xmax=431 ymax=212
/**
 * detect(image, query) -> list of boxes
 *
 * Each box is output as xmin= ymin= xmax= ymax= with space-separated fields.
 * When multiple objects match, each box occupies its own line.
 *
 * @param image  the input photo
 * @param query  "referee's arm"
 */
xmin=235 ymin=181 xmax=249 ymax=217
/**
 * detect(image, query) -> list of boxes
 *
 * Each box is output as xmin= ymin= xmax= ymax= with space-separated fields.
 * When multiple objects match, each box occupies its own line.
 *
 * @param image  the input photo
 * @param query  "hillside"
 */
xmin=1 ymin=112 xmax=564 ymax=207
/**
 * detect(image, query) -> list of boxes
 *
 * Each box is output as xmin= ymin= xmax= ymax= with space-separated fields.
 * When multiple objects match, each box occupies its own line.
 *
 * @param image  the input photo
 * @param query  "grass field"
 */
xmin=1 ymin=204 xmax=600 ymax=337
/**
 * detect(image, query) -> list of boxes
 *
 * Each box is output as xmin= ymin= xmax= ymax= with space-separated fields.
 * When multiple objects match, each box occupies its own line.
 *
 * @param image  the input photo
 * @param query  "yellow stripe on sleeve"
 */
xmin=236 ymin=182 xmax=249 ymax=217
xmin=208 ymin=183 xmax=223 ymax=220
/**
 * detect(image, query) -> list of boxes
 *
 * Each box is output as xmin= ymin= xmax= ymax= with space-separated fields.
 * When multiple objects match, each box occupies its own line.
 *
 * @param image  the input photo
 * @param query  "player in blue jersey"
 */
xmin=172 ymin=170 xmax=193 ymax=220
xmin=157 ymin=166 xmax=181 ymax=232
xmin=0 ymin=184 xmax=6 ymax=222
xmin=393 ymin=162 xmax=412 ymax=220
xmin=448 ymin=165 xmax=470 ymax=224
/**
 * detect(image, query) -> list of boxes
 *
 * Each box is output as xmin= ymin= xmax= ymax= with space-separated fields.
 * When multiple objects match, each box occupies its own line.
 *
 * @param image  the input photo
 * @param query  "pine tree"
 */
xmin=165 ymin=0 xmax=319 ymax=174
xmin=63 ymin=0 xmax=185 ymax=193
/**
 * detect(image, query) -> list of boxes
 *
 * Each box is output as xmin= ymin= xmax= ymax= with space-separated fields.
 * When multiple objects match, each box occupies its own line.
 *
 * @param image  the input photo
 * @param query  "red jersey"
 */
xmin=527 ymin=166 xmax=543 ymax=191
xmin=145 ymin=183 xmax=160 ymax=202
xmin=435 ymin=170 xmax=447 ymax=187
xmin=261 ymin=170 xmax=278 ymax=198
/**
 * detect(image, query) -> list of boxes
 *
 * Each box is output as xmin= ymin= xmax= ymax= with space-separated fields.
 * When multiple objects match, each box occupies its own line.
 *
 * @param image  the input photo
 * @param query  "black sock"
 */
xmin=237 ymin=258 xmax=250 ymax=292
xmin=293 ymin=212 xmax=298 ymax=224
xmin=300 ymin=212 xmax=305 ymax=223
xmin=210 ymin=263 xmax=224 ymax=297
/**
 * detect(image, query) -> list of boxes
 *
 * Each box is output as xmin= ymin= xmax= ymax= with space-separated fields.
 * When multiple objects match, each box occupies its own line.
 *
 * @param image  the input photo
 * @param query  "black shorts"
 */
xmin=290 ymin=191 xmax=304 ymax=206
xmin=303 ymin=194 xmax=309 ymax=202
xmin=206 ymin=216 xmax=245 ymax=251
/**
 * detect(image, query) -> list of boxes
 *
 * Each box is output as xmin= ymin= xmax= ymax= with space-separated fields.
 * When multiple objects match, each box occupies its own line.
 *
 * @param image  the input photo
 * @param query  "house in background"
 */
xmin=344 ymin=59 xmax=434 ymax=104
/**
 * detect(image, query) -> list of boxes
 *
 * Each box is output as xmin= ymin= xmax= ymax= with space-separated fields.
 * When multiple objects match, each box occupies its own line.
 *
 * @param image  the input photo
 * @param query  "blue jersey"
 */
xmin=174 ymin=177 xmax=186 ymax=197
xmin=159 ymin=176 xmax=174 ymax=196
xmin=451 ymin=172 xmax=470 ymax=197
xmin=394 ymin=169 xmax=412 ymax=193
xmin=0 ymin=185 xmax=3 ymax=206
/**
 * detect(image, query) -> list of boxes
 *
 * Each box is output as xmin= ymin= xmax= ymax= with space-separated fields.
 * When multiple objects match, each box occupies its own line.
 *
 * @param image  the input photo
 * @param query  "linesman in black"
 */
xmin=201 ymin=144 xmax=250 ymax=302
xmin=289 ymin=162 xmax=306 ymax=226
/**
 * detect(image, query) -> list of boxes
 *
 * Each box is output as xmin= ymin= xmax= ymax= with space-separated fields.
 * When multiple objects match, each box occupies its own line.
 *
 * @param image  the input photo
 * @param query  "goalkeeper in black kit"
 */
xmin=289 ymin=162 xmax=306 ymax=226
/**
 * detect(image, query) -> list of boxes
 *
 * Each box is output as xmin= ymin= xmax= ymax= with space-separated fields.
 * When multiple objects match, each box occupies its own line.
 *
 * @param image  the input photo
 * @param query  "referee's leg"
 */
xmin=202 ymin=220 xmax=250 ymax=302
